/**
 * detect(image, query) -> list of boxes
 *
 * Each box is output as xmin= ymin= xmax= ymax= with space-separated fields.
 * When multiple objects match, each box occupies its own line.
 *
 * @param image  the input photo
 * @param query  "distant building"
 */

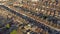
xmin=0 ymin=0 xmax=9 ymax=1
xmin=31 ymin=0 xmax=39 ymax=2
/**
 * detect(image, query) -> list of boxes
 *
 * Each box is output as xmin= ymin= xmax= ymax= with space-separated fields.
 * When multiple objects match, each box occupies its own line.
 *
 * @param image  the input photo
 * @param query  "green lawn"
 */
xmin=10 ymin=30 xmax=17 ymax=34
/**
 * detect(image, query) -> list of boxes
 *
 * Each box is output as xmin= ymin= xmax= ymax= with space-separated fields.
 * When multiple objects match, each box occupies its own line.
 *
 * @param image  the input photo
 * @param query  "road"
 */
xmin=0 ymin=5 xmax=60 ymax=33
xmin=0 ymin=5 xmax=47 ymax=34
xmin=8 ymin=6 xmax=60 ymax=31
